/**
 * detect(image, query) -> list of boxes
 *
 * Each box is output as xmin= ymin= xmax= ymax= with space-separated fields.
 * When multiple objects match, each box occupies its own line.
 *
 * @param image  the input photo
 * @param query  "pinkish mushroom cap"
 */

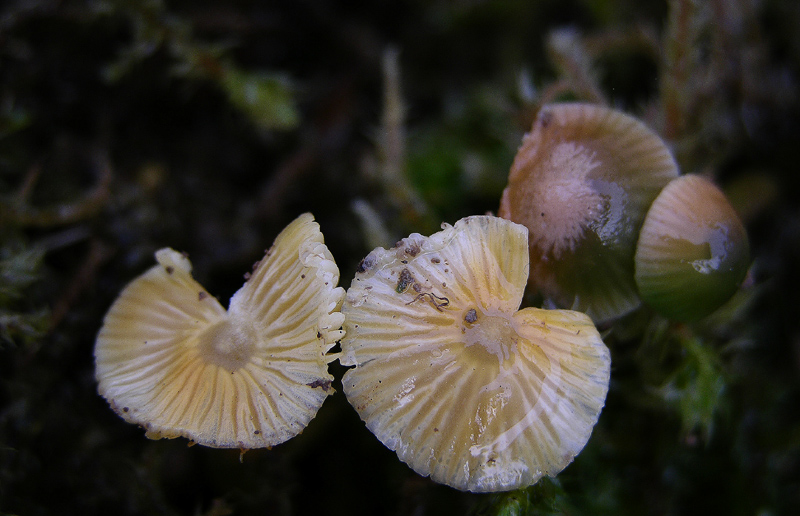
xmin=499 ymin=103 xmax=679 ymax=322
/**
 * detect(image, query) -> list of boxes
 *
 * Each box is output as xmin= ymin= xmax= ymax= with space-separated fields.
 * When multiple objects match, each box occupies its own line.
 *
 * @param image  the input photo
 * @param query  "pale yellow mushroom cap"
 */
xmin=95 ymin=213 xmax=345 ymax=449
xmin=341 ymin=215 xmax=610 ymax=492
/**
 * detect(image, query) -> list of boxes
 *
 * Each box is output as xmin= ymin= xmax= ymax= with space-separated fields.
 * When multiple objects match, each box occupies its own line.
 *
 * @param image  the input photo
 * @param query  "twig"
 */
xmin=377 ymin=47 xmax=431 ymax=225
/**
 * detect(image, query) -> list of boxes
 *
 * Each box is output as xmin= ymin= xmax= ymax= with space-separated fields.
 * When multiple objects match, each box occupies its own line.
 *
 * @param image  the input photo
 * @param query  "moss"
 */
xmin=0 ymin=0 xmax=799 ymax=514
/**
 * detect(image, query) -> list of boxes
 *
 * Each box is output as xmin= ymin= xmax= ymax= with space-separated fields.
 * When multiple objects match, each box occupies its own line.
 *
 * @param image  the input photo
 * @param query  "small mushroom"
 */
xmin=340 ymin=215 xmax=610 ymax=492
xmin=94 ymin=213 xmax=345 ymax=449
xmin=499 ymin=103 xmax=679 ymax=322
xmin=635 ymin=175 xmax=750 ymax=322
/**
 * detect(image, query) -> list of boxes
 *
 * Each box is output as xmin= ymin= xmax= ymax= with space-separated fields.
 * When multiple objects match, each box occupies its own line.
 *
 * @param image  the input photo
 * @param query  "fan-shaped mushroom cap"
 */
xmin=341 ymin=216 xmax=610 ymax=492
xmin=499 ymin=103 xmax=679 ymax=322
xmin=635 ymin=175 xmax=750 ymax=322
xmin=95 ymin=213 xmax=345 ymax=449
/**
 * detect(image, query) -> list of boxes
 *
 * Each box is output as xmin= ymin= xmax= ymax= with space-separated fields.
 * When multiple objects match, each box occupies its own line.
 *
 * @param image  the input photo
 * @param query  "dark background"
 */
xmin=1 ymin=0 xmax=799 ymax=514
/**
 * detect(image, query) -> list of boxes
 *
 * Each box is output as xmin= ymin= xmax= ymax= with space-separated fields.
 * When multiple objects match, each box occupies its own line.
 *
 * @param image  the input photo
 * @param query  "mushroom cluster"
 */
xmin=95 ymin=213 xmax=344 ymax=449
xmin=95 ymin=102 xmax=748 ymax=495
xmin=500 ymin=102 xmax=750 ymax=323
xmin=340 ymin=216 xmax=611 ymax=492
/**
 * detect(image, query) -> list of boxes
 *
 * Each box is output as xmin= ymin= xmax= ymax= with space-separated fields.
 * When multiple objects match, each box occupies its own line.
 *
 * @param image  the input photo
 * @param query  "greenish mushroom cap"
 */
xmin=635 ymin=175 xmax=750 ymax=322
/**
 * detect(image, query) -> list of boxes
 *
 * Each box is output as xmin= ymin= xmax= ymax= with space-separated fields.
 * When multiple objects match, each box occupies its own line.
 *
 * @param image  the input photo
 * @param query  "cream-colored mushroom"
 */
xmin=95 ymin=213 xmax=344 ymax=449
xmin=340 ymin=215 xmax=610 ymax=492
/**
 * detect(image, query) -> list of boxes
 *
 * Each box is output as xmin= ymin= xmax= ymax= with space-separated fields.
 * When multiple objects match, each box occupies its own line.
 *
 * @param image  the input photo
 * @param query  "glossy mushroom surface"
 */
xmin=340 ymin=216 xmax=610 ymax=492
xmin=95 ymin=213 xmax=344 ymax=449
xmin=635 ymin=175 xmax=750 ymax=321
xmin=499 ymin=102 xmax=679 ymax=322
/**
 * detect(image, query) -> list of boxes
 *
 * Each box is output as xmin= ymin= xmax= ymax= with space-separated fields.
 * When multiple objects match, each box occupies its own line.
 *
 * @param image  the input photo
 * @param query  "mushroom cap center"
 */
xmin=462 ymin=309 xmax=518 ymax=370
xmin=524 ymin=142 xmax=604 ymax=258
xmin=198 ymin=319 xmax=257 ymax=372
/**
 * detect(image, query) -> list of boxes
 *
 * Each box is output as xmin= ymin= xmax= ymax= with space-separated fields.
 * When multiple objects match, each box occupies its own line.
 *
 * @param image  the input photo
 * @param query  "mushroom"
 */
xmin=499 ymin=102 xmax=679 ymax=322
xmin=95 ymin=213 xmax=345 ymax=449
xmin=635 ymin=174 xmax=750 ymax=322
xmin=340 ymin=215 xmax=611 ymax=492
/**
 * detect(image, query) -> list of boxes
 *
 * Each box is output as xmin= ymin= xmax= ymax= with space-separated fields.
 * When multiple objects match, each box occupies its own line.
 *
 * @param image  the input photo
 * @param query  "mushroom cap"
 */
xmin=95 ymin=213 xmax=345 ymax=449
xmin=635 ymin=175 xmax=750 ymax=322
xmin=341 ymin=215 xmax=610 ymax=492
xmin=499 ymin=103 xmax=679 ymax=322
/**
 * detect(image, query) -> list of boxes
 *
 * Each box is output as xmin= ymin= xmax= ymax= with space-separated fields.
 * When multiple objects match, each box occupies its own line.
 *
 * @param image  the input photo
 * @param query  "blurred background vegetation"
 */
xmin=1 ymin=0 xmax=799 ymax=514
